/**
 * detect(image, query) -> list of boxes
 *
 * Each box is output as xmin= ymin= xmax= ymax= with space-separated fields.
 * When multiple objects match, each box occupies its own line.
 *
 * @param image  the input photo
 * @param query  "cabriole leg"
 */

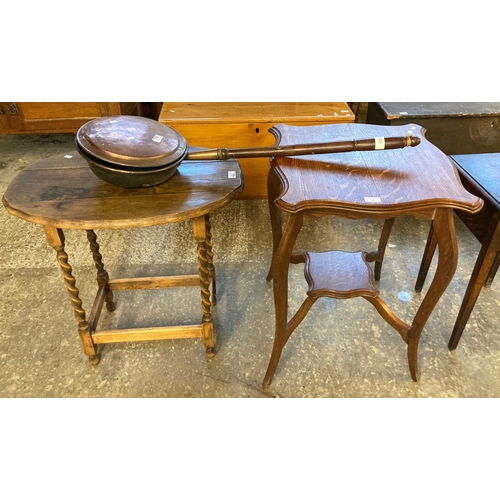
xmin=266 ymin=165 xmax=284 ymax=282
xmin=263 ymin=212 xmax=304 ymax=388
xmin=407 ymin=209 xmax=457 ymax=381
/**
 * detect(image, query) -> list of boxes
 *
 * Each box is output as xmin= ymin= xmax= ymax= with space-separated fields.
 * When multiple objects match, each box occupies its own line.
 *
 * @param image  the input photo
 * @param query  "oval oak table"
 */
xmin=2 ymin=151 xmax=243 ymax=365
xmin=263 ymin=123 xmax=483 ymax=388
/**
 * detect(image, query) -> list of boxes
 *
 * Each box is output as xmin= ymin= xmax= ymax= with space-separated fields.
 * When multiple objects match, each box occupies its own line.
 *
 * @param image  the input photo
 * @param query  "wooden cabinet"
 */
xmin=366 ymin=102 xmax=500 ymax=155
xmin=0 ymin=102 xmax=140 ymax=134
xmin=159 ymin=102 xmax=355 ymax=199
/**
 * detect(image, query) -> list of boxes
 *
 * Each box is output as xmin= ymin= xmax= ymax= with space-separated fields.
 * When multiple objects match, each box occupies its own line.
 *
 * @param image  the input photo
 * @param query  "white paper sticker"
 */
xmin=152 ymin=134 xmax=164 ymax=143
xmin=364 ymin=197 xmax=381 ymax=203
xmin=228 ymin=171 xmax=237 ymax=178
xmin=64 ymin=155 xmax=73 ymax=158
xmin=374 ymin=137 xmax=385 ymax=150
xmin=398 ymin=291 xmax=412 ymax=302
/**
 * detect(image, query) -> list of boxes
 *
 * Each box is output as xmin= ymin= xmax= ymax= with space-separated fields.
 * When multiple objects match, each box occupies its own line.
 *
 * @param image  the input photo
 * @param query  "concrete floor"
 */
xmin=1 ymin=132 xmax=500 ymax=398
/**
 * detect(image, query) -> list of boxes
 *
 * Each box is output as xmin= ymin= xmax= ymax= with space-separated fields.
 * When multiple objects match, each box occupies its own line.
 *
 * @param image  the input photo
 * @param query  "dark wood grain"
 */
xmin=270 ymin=123 xmax=482 ymax=216
xmin=2 ymin=152 xmax=243 ymax=229
xmin=305 ymin=251 xmax=378 ymax=299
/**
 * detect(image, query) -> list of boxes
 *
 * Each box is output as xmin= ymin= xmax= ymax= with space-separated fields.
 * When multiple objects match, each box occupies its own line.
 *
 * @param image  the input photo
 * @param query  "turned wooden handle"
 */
xmin=186 ymin=135 xmax=421 ymax=161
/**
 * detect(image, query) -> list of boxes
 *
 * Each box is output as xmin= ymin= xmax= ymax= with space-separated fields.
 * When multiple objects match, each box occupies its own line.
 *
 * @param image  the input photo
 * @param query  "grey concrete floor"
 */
xmin=1 ymin=132 xmax=500 ymax=398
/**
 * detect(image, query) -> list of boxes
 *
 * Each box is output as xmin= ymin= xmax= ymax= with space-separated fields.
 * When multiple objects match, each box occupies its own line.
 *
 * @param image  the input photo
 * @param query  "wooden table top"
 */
xmin=451 ymin=153 xmax=500 ymax=210
xmin=270 ymin=123 xmax=484 ymax=217
xmin=2 ymin=152 xmax=243 ymax=229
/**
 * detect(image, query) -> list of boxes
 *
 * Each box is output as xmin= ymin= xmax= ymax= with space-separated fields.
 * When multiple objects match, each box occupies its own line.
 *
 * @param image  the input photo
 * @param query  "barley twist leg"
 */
xmin=44 ymin=226 xmax=99 ymax=365
xmin=197 ymin=239 xmax=213 ymax=320
xmin=193 ymin=216 xmax=215 ymax=358
xmin=204 ymin=214 xmax=217 ymax=305
xmin=86 ymin=230 xmax=115 ymax=312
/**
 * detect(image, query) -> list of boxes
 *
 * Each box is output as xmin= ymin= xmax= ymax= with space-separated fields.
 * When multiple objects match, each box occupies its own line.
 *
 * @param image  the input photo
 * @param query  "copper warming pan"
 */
xmin=76 ymin=115 xmax=420 ymax=188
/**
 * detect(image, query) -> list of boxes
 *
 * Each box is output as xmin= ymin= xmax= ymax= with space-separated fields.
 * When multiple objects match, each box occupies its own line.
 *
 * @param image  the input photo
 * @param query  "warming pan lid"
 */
xmin=76 ymin=115 xmax=188 ymax=169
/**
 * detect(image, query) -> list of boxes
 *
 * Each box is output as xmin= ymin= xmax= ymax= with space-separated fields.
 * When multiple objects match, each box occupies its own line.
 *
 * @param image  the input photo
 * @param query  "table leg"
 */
xmin=415 ymin=221 xmax=437 ymax=293
xmin=484 ymin=251 xmax=500 ymax=288
xmin=365 ymin=218 xmax=395 ymax=281
xmin=448 ymin=211 xmax=500 ymax=350
xmin=193 ymin=216 xmax=215 ymax=358
xmin=43 ymin=226 xmax=99 ymax=365
xmin=86 ymin=230 xmax=115 ymax=312
xmin=204 ymin=214 xmax=217 ymax=306
xmin=263 ymin=212 xmax=304 ymax=388
xmin=266 ymin=166 xmax=283 ymax=282
xmin=416 ymin=218 xmax=500 ymax=292
xmin=407 ymin=208 xmax=457 ymax=380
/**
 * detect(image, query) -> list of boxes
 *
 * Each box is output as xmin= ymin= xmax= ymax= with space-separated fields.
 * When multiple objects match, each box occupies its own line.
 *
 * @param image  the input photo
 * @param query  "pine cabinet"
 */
xmin=0 ymin=102 xmax=140 ymax=134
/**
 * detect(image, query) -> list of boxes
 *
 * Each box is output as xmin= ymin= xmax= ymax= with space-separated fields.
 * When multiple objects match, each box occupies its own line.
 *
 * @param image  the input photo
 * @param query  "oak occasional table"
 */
xmin=2 ymin=151 xmax=243 ymax=365
xmin=263 ymin=123 xmax=483 ymax=388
